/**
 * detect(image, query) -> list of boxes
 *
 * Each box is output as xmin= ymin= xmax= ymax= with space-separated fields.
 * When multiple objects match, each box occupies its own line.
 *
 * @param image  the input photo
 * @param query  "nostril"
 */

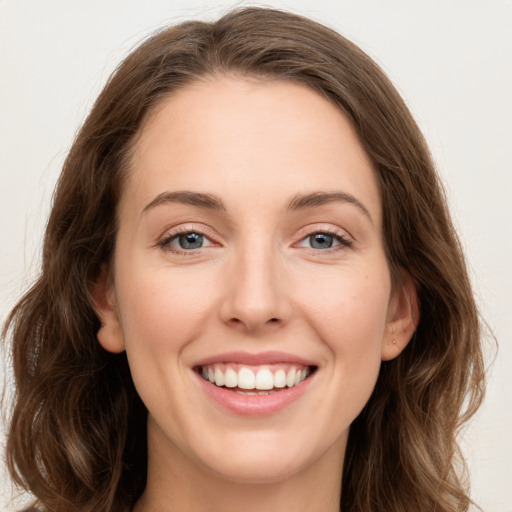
xmin=225 ymin=316 xmax=281 ymax=332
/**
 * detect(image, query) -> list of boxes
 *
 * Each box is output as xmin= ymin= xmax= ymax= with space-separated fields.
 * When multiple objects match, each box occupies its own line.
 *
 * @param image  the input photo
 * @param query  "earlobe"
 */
xmin=381 ymin=271 xmax=419 ymax=361
xmin=91 ymin=264 xmax=126 ymax=354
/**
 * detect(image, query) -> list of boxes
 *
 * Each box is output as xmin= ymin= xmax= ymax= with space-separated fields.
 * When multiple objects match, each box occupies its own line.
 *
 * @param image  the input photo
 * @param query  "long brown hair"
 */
xmin=3 ymin=7 xmax=485 ymax=511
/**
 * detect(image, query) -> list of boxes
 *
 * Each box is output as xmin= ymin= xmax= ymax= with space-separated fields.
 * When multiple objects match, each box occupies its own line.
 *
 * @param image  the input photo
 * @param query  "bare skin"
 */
xmin=94 ymin=76 xmax=417 ymax=512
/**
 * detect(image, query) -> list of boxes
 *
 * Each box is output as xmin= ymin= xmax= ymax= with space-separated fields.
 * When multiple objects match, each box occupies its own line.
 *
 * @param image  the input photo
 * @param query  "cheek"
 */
xmin=297 ymin=266 xmax=390 ymax=401
xmin=113 ymin=264 xmax=220 ymax=421
xmin=115 ymin=263 xmax=218 ymax=357
xmin=300 ymin=267 xmax=390 ymax=346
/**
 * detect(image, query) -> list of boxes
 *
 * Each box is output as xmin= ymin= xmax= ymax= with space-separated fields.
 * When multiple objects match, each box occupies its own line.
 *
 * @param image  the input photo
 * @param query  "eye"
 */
xmin=160 ymin=230 xmax=215 ymax=252
xmin=308 ymin=233 xmax=336 ymax=249
xmin=297 ymin=231 xmax=352 ymax=251
xmin=176 ymin=232 xmax=205 ymax=250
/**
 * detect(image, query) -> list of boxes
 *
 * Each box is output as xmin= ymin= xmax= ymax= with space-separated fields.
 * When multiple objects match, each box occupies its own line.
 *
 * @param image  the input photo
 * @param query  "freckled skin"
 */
xmin=95 ymin=77 xmax=416 ymax=512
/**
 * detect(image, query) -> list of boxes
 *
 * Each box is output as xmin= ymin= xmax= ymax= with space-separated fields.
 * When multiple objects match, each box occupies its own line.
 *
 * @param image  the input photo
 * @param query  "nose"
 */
xmin=219 ymin=242 xmax=290 ymax=335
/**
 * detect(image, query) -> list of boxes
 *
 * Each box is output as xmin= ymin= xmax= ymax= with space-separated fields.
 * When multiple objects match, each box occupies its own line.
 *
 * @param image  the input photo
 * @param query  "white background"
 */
xmin=0 ymin=1 xmax=510 ymax=510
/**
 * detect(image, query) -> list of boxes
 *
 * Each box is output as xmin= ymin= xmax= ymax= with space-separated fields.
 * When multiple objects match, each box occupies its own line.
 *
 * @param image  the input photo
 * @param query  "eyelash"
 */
xmin=296 ymin=227 xmax=353 ymax=254
xmin=157 ymin=227 xmax=352 ymax=255
xmin=158 ymin=226 xmax=216 ymax=255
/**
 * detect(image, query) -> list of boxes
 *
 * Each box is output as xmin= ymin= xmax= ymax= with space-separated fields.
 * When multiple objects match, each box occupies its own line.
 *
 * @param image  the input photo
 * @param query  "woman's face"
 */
xmin=96 ymin=77 xmax=414 ymax=484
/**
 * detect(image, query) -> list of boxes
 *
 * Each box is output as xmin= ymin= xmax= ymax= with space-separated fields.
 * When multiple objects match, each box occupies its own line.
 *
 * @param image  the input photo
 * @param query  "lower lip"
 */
xmin=195 ymin=371 xmax=314 ymax=417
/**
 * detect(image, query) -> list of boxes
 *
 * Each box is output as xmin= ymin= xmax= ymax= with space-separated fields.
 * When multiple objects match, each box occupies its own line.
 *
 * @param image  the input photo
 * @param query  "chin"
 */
xmin=204 ymin=451 xmax=309 ymax=485
xmin=189 ymin=426 xmax=339 ymax=485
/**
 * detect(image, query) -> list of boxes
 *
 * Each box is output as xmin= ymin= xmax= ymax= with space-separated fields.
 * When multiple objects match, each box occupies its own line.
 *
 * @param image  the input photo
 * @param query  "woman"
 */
xmin=3 ymin=7 xmax=485 ymax=512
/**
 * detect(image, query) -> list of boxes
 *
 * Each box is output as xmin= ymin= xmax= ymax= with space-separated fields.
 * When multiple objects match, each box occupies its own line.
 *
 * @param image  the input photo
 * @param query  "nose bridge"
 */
xmin=221 ymin=233 xmax=287 ymax=332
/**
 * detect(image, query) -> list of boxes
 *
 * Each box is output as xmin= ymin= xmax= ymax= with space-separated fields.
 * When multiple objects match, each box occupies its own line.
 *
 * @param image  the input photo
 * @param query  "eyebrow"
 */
xmin=287 ymin=191 xmax=373 ymax=223
xmin=142 ymin=189 xmax=373 ymax=223
xmin=143 ymin=191 xmax=226 ymax=213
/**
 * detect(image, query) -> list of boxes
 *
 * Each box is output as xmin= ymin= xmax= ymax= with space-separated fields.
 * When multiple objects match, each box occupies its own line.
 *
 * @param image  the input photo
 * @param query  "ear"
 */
xmin=381 ymin=270 xmax=419 ymax=361
xmin=91 ymin=264 xmax=126 ymax=353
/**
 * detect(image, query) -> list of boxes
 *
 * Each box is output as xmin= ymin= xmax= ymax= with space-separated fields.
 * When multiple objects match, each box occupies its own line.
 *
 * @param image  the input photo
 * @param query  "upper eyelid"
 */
xmin=163 ymin=229 xmax=213 ymax=242
xmin=295 ymin=223 xmax=353 ymax=240
xmin=160 ymin=223 xmax=217 ymax=239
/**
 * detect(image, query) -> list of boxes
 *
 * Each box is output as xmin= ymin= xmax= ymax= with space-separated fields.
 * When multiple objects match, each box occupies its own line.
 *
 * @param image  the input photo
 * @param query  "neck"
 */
xmin=134 ymin=424 xmax=345 ymax=512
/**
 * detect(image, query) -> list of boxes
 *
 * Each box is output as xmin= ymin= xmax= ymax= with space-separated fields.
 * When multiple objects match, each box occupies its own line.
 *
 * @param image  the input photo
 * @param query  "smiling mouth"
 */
xmin=195 ymin=363 xmax=317 ymax=395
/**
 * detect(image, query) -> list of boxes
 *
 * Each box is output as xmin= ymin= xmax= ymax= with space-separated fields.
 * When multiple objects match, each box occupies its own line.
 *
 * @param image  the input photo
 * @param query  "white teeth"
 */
xmin=238 ymin=367 xmax=256 ymax=389
xmin=286 ymin=368 xmax=296 ymax=388
xmin=224 ymin=368 xmax=238 ymax=388
xmin=214 ymin=366 xmax=224 ymax=387
xmin=200 ymin=363 xmax=312 ymax=390
xmin=274 ymin=369 xmax=286 ymax=388
xmin=255 ymin=368 xmax=274 ymax=390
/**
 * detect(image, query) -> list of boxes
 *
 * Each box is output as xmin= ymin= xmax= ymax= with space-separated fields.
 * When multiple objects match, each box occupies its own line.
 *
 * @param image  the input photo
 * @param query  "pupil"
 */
xmin=179 ymin=233 xmax=203 ymax=249
xmin=311 ymin=233 xmax=333 ymax=249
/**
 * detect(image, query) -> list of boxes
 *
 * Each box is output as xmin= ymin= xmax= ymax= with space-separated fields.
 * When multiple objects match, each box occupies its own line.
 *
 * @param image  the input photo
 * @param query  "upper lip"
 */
xmin=193 ymin=351 xmax=317 ymax=367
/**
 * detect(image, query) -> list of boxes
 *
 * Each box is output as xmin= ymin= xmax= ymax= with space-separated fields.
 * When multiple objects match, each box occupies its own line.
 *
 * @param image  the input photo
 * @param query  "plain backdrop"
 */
xmin=1 ymin=1 xmax=511 ymax=510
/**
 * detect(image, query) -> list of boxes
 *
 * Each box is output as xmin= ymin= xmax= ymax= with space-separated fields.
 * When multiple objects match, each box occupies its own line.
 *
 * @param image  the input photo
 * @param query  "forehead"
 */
xmin=124 ymin=76 xmax=381 ymax=223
